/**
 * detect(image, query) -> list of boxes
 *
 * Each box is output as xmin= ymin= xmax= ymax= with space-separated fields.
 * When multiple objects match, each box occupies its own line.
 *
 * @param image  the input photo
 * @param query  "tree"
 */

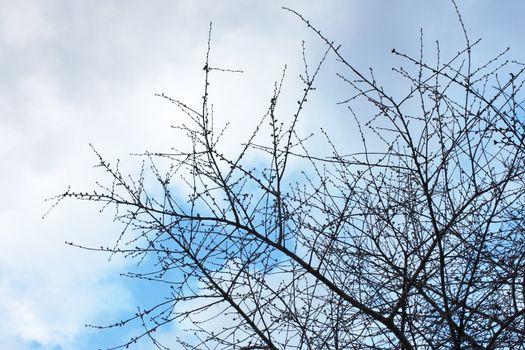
xmin=52 ymin=4 xmax=525 ymax=349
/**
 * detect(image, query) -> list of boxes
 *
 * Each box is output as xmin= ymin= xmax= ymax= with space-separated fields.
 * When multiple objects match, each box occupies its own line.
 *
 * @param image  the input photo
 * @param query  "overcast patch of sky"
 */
xmin=1 ymin=1 xmax=524 ymax=349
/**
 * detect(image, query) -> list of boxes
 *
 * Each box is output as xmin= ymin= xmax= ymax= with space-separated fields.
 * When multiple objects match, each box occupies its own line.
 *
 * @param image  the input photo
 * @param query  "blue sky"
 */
xmin=1 ymin=1 xmax=524 ymax=349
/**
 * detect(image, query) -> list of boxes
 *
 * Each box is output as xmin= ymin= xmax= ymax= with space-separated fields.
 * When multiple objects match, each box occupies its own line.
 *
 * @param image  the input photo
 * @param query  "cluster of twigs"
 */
xmin=52 ymin=5 xmax=525 ymax=350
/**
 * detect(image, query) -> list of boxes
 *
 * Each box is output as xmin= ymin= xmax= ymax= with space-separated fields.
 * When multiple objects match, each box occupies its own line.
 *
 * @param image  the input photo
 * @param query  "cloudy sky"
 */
xmin=1 ymin=1 xmax=524 ymax=349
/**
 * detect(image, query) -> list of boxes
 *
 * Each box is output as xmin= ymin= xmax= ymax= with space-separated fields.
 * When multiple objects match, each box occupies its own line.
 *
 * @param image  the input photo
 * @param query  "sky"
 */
xmin=1 ymin=1 xmax=524 ymax=349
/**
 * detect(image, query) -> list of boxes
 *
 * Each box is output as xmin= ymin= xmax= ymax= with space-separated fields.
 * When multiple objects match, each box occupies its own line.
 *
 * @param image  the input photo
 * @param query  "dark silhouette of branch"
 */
xmin=51 ymin=4 xmax=525 ymax=349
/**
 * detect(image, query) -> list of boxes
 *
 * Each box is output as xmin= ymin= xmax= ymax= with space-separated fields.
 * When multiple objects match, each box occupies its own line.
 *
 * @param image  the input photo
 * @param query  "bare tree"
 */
xmin=51 ymin=4 xmax=525 ymax=349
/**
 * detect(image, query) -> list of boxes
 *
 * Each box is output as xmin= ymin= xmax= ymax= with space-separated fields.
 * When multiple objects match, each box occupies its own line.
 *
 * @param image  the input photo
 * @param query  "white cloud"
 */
xmin=0 ymin=266 xmax=132 ymax=348
xmin=0 ymin=0 xmax=53 ymax=48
